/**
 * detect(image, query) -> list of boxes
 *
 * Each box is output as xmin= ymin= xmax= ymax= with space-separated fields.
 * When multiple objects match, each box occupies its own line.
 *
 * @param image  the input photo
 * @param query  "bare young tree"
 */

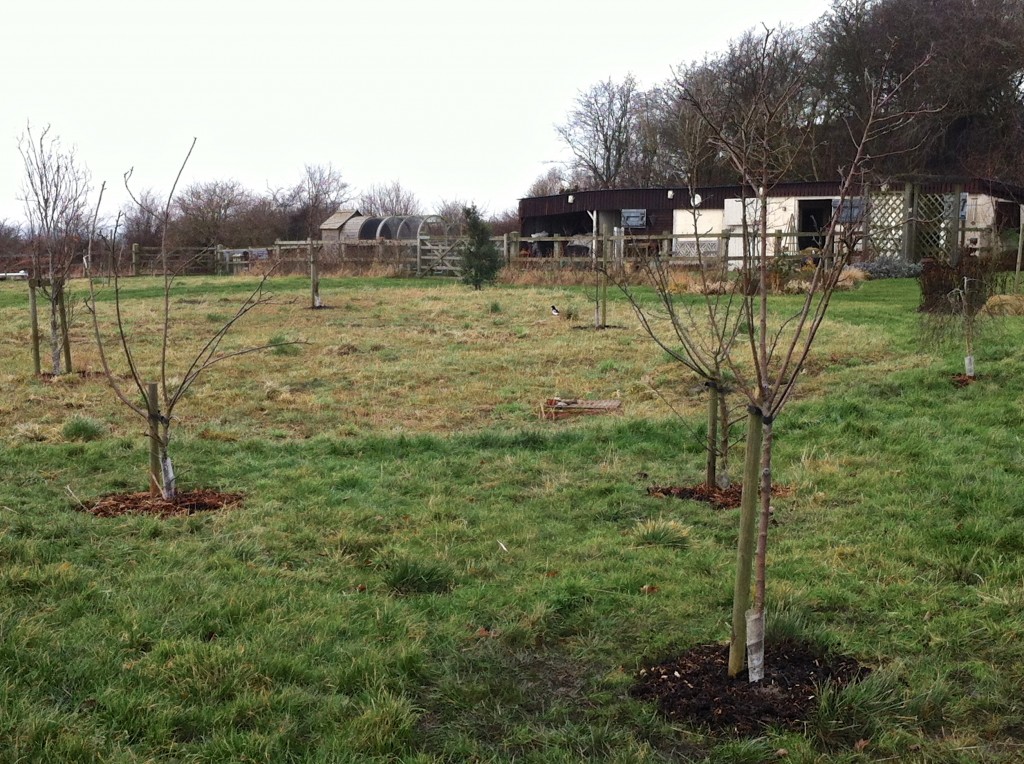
xmin=86 ymin=140 xmax=290 ymax=499
xmin=358 ymin=181 xmax=422 ymax=217
xmin=18 ymin=123 xmax=92 ymax=375
xmin=676 ymin=25 xmax=931 ymax=681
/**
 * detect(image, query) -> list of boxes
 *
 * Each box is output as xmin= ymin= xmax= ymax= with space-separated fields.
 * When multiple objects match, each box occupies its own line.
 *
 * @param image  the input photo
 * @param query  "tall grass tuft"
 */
xmin=61 ymin=416 xmax=105 ymax=442
xmin=632 ymin=518 xmax=691 ymax=549
xmin=808 ymin=670 xmax=905 ymax=751
xmin=382 ymin=558 xmax=456 ymax=595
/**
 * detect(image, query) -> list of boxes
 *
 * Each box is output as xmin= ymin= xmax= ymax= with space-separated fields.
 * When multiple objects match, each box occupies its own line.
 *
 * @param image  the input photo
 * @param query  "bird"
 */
xmin=551 ymin=305 xmax=560 ymax=317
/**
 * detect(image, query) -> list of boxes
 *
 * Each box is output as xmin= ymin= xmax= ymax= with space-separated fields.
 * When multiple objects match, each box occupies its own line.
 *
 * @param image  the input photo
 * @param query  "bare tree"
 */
xmin=120 ymin=188 xmax=165 ymax=249
xmin=358 ymin=181 xmax=422 ymax=217
xmin=18 ymin=123 xmax=92 ymax=375
xmin=435 ymin=198 xmax=472 ymax=232
xmin=86 ymin=140 xmax=291 ymax=499
xmin=676 ymin=25 xmax=931 ymax=681
xmin=170 ymin=179 xmax=253 ymax=248
xmin=556 ymin=75 xmax=641 ymax=189
xmin=487 ymin=208 xmax=520 ymax=237
xmin=272 ymin=163 xmax=351 ymax=240
xmin=0 ymin=219 xmax=23 ymax=255
xmin=525 ymin=167 xmax=569 ymax=197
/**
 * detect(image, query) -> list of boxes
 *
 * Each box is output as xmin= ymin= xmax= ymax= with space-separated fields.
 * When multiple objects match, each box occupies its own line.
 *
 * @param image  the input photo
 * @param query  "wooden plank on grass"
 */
xmin=542 ymin=398 xmax=622 ymax=420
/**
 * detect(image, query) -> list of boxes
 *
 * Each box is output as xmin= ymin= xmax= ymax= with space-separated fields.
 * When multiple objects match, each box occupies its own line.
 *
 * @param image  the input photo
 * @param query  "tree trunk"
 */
xmin=728 ymin=406 xmax=764 ymax=678
xmin=748 ymin=417 xmax=775 ymax=682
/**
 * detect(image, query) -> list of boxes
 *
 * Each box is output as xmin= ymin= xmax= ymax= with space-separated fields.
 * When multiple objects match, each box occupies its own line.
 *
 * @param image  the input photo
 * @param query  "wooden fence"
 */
xmin=1 ymin=219 xmax=1011 ymax=281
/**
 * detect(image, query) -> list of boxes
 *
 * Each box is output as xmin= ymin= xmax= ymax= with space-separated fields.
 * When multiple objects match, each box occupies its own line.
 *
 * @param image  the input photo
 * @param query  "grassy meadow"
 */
xmin=1 ymin=274 xmax=1023 ymax=762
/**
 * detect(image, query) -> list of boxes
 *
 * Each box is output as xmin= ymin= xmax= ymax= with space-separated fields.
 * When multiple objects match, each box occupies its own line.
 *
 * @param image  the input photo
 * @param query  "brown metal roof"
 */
xmin=518 ymin=178 xmax=1024 ymax=219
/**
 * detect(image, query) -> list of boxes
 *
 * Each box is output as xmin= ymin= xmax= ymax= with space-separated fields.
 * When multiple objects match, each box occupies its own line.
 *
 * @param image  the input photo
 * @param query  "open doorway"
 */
xmin=797 ymin=199 xmax=833 ymax=251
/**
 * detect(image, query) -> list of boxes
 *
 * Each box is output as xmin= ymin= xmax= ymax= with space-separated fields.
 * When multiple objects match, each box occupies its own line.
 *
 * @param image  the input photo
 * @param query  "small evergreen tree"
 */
xmin=460 ymin=205 xmax=501 ymax=290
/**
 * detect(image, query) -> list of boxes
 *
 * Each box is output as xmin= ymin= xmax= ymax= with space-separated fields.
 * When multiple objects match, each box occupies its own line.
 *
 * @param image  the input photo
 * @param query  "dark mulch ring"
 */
xmin=78 ymin=489 xmax=243 ymax=518
xmin=952 ymin=373 xmax=979 ymax=387
xmin=647 ymin=483 xmax=744 ymax=509
xmin=632 ymin=639 xmax=869 ymax=736
xmin=647 ymin=482 xmax=795 ymax=510
xmin=40 ymin=370 xmax=107 ymax=381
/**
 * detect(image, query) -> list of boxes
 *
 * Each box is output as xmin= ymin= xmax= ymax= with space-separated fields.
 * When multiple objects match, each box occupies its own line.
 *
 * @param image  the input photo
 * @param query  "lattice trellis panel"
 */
xmin=914 ymin=192 xmax=958 ymax=260
xmin=867 ymin=191 xmax=906 ymax=258
xmin=673 ymin=240 xmax=722 ymax=259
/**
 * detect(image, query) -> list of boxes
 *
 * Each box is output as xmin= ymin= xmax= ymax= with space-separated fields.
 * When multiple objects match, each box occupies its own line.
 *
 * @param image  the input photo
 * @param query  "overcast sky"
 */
xmin=1 ymin=0 xmax=829 ymax=226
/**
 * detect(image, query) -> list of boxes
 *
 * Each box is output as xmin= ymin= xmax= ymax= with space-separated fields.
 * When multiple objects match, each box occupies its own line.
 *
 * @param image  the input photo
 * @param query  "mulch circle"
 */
xmin=78 ymin=489 xmax=243 ymax=518
xmin=647 ymin=483 xmax=744 ymax=509
xmin=647 ymin=482 xmax=794 ymax=510
xmin=632 ymin=639 xmax=869 ymax=736
xmin=952 ymin=373 xmax=979 ymax=387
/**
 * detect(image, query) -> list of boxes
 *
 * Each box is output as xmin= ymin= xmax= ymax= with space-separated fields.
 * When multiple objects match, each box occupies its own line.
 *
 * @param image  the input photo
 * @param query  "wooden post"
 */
xmin=28 ymin=279 xmax=41 ymax=376
xmin=131 ymin=243 xmax=139 ymax=277
xmin=600 ymin=244 xmax=608 ymax=328
xmin=1014 ymin=205 xmax=1024 ymax=293
xmin=950 ymin=185 xmax=964 ymax=265
xmin=309 ymin=239 xmax=321 ymax=308
xmin=706 ymin=382 xmax=719 ymax=488
xmin=902 ymin=182 xmax=916 ymax=262
xmin=729 ymin=406 xmax=765 ymax=678
xmin=57 ymin=285 xmax=72 ymax=374
xmin=146 ymin=382 xmax=161 ymax=497
xmin=773 ymin=229 xmax=782 ymax=257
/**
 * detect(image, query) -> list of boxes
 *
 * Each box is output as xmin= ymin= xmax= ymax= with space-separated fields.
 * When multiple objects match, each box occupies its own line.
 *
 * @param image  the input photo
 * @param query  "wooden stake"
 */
xmin=58 ymin=286 xmax=72 ymax=374
xmin=706 ymin=382 xmax=719 ymax=488
xmin=146 ymin=382 xmax=161 ymax=497
xmin=309 ymin=239 xmax=321 ymax=308
xmin=28 ymin=279 xmax=41 ymax=376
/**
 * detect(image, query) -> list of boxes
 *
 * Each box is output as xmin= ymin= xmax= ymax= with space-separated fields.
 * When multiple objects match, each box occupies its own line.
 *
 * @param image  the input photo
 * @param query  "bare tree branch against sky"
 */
xmin=0 ymin=0 xmax=827 ymax=222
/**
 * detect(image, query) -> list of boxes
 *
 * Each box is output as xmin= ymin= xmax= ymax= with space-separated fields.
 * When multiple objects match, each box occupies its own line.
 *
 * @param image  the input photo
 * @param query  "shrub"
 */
xmin=918 ymin=256 xmax=998 ymax=314
xmin=460 ymin=205 xmax=502 ymax=290
xmin=860 ymin=256 xmax=923 ymax=280
xmin=269 ymin=333 xmax=302 ymax=355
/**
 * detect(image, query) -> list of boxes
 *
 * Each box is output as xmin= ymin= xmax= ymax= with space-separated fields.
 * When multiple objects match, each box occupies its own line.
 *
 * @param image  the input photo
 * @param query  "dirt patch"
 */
xmin=78 ymin=489 xmax=243 ymax=518
xmin=632 ymin=639 xmax=869 ymax=736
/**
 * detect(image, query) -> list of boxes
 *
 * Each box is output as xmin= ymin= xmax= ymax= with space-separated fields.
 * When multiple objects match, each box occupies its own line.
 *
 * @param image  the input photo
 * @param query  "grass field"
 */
xmin=1 ymin=274 xmax=1023 ymax=762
